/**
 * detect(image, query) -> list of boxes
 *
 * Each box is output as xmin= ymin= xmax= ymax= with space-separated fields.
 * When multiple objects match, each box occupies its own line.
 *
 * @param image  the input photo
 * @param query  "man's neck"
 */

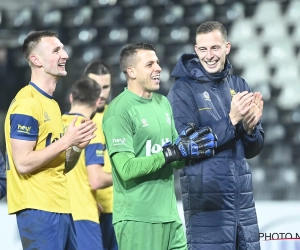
xmin=69 ymin=105 xmax=93 ymax=119
xmin=127 ymin=84 xmax=152 ymax=99
xmin=30 ymin=73 xmax=59 ymax=96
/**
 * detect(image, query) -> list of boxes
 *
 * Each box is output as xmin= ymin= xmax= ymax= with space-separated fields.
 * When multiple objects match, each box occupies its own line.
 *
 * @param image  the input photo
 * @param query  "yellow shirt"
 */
xmin=94 ymin=108 xmax=113 ymax=213
xmin=4 ymin=83 xmax=70 ymax=214
xmin=62 ymin=113 xmax=105 ymax=223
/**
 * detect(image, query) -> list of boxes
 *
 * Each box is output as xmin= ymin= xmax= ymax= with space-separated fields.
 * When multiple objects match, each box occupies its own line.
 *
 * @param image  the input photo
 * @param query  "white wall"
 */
xmin=0 ymin=200 xmax=22 ymax=250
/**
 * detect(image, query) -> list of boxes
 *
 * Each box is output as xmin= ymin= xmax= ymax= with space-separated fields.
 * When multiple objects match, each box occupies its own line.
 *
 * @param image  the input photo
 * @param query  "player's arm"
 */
xmin=8 ymin=105 xmax=70 ymax=174
xmin=11 ymin=137 xmax=70 ymax=174
xmin=112 ymin=124 xmax=217 ymax=181
xmin=85 ymin=138 xmax=112 ymax=189
xmin=168 ymin=83 xmax=233 ymax=148
xmin=11 ymin=116 xmax=96 ymax=175
xmin=64 ymin=147 xmax=82 ymax=174
xmin=111 ymin=151 xmax=165 ymax=182
xmin=236 ymin=120 xmax=264 ymax=159
xmin=0 ymin=153 xmax=6 ymax=199
xmin=87 ymin=164 xmax=112 ymax=190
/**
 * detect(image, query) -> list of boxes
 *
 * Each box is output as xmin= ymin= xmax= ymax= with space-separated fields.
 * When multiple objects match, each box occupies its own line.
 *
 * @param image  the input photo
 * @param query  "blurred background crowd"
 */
xmin=0 ymin=0 xmax=300 ymax=202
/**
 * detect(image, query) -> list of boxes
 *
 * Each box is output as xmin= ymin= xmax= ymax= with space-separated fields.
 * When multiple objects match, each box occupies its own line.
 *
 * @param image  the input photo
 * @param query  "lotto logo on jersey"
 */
xmin=112 ymin=138 xmax=126 ymax=146
xmin=146 ymin=138 xmax=171 ymax=156
xmin=17 ymin=124 xmax=31 ymax=134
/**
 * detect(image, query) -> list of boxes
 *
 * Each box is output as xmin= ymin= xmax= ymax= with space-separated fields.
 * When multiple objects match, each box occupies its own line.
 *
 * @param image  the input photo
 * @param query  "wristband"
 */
xmin=72 ymin=146 xmax=82 ymax=153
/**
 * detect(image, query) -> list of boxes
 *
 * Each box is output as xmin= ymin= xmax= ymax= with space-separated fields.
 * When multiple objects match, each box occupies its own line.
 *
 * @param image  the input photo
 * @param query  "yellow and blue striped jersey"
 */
xmin=4 ymin=82 xmax=71 ymax=214
xmin=62 ymin=113 xmax=105 ymax=223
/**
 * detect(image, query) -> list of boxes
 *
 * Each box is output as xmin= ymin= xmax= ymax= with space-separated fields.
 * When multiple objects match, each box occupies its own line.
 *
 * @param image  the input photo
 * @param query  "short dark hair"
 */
xmin=84 ymin=61 xmax=111 ymax=76
xmin=22 ymin=30 xmax=58 ymax=61
xmin=71 ymin=77 xmax=101 ymax=107
xmin=119 ymin=42 xmax=156 ymax=74
xmin=196 ymin=21 xmax=227 ymax=42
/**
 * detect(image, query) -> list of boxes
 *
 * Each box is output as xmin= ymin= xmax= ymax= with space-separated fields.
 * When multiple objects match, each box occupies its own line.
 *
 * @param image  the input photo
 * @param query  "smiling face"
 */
xmin=32 ymin=36 xmax=69 ymax=77
xmin=194 ymin=30 xmax=230 ymax=74
xmin=128 ymin=49 xmax=162 ymax=96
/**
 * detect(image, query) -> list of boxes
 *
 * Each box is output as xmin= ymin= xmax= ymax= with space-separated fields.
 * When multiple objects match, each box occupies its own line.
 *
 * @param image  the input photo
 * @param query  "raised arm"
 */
xmin=11 ymin=116 xmax=96 ymax=175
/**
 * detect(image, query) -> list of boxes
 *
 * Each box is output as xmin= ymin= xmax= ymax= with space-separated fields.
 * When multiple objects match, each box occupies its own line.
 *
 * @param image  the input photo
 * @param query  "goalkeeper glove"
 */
xmin=162 ymin=124 xmax=217 ymax=164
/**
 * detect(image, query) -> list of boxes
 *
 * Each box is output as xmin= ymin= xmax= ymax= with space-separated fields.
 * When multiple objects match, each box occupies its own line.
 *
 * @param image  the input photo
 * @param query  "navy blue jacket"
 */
xmin=0 ymin=152 xmax=6 ymax=199
xmin=167 ymin=54 xmax=264 ymax=250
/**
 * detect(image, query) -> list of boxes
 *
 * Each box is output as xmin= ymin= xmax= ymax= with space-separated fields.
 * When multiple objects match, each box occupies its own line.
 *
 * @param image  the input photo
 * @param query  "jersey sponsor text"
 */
xmin=17 ymin=124 xmax=31 ymax=134
xmin=113 ymin=138 xmax=126 ymax=145
xmin=146 ymin=138 xmax=171 ymax=156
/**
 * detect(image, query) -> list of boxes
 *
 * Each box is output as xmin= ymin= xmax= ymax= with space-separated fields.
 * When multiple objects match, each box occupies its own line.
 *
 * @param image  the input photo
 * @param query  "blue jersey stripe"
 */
xmin=10 ymin=114 xmax=38 ymax=141
xmin=85 ymin=143 xmax=105 ymax=166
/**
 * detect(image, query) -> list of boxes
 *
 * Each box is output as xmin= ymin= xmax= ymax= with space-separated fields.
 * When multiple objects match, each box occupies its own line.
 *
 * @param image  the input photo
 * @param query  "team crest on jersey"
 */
xmin=230 ymin=88 xmax=236 ymax=98
xmin=142 ymin=119 xmax=149 ymax=127
xmin=203 ymin=91 xmax=211 ymax=101
xmin=44 ymin=111 xmax=50 ymax=122
xmin=165 ymin=113 xmax=171 ymax=125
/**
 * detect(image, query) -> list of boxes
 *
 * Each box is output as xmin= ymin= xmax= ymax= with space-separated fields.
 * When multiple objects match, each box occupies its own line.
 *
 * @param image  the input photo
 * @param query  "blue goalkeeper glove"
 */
xmin=162 ymin=123 xmax=217 ymax=164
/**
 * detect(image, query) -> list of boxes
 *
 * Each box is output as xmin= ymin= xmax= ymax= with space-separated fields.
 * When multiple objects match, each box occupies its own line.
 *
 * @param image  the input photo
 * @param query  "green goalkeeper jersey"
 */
xmin=103 ymin=88 xmax=182 ymax=224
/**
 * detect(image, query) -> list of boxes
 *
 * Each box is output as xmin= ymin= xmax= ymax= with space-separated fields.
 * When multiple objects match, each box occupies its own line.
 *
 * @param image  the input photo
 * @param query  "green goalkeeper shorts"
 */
xmin=114 ymin=219 xmax=187 ymax=250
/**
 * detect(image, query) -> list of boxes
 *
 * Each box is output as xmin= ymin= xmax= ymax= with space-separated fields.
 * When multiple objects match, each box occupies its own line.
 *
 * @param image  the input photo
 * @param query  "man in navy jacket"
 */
xmin=167 ymin=21 xmax=264 ymax=250
xmin=0 ymin=151 xmax=6 ymax=199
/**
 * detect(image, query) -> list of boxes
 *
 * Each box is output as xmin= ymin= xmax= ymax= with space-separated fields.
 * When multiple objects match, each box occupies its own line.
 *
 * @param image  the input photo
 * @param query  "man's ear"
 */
xmin=69 ymin=93 xmax=73 ymax=104
xmin=126 ymin=67 xmax=136 ymax=79
xmin=30 ymin=54 xmax=42 ymax=66
xmin=225 ymin=42 xmax=231 ymax=55
xmin=194 ymin=44 xmax=197 ymax=54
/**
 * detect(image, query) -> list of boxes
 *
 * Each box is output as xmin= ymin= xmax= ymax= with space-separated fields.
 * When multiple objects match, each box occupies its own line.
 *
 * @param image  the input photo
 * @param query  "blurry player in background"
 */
xmin=0 ymin=151 xmax=6 ymax=199
xmin=84 ymin=61 xmax=118 ymax=250
xmin=102 ymin=42 xmax=218 ymax=250
xmin=62 ymin=77 xmax=113 ymax=250
xmin=4 ymin=30 xmax=96 ymax=250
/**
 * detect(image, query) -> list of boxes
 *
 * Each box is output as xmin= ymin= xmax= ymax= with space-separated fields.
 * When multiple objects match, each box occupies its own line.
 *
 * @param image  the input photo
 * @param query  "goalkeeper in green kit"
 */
xmin=102 ymin=42 xmax=218 ymax=250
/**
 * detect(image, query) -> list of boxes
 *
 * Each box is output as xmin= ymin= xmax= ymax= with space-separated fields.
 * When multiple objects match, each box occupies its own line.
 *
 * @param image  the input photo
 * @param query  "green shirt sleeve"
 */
xmin=111 ymin=151 xmax=166 ymax=181
xmin=112 ymin=151 xmax=185 ymax=181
